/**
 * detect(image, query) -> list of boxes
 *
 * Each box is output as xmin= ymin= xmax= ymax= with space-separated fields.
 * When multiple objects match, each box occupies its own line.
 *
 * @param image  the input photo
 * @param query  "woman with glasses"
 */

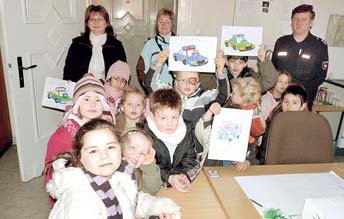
xmin=136 ymin=8 xmax=175 ymax=93
xmin=63 ymin=4 xmax=127 ymax=82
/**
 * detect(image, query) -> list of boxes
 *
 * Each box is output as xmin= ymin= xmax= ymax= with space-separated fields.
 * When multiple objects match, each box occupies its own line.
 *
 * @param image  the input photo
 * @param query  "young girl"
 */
xmin=229 ymin=77 xmax=266 ymax=171
xmin=104 ymin=60 xmax=131 ymax=115
xmin=47 ymin=119 xmax=181 ymax=219
xmin=45 ymin=73 xmax=114 ymax=185
xmin=120 ymin=128 xmax=162 ymax=195
xmin=115 ymin=86 xmax=146 ymax=135
xmin=258 ymin=84 xmax=308 ymax=164
xmin=261 ymin=71 xmax=292 ymax=120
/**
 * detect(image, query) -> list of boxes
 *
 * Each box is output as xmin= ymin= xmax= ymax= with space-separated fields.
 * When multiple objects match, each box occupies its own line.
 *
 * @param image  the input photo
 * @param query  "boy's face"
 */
xmin=175 ymin=72 xmax=200 ymax=96
xmin=121 ymin=93 xmax=145 ymax=122
xmin=227 ymin=58 xmax=247 ymax=77
xmin=110 ymin=76 xmax=127 ymax=92
xmin=274 ymin=74 xmax=290 ymax=94
xmin=150 ymin=107 xmax=180 ymax=134
xmin=123 ymin=132 xmax=150 ymax=168
xmin=80 ymin=128 xmax=121 ymax=179
xmin=282 ymin=94 xmax=307 ymax=112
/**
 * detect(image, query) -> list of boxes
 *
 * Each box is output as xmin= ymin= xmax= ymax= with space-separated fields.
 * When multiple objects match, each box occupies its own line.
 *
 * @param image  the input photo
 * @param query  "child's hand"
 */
xmin=168 ymin=174 xmax=191 ymax=193
xmin=203 ymin=102 xmax=221 ymax=121
xmin=233 ymin=160 xmax=250 ymax=172
xmin=142 ymin=146 xmax=156 ymax=165
xmin=157 ymin=50 xmax=169 ymax=67
xmin=258 ymin=45 xmax=266 ymax=62
xmin=215 ymin=50 xmax=226 ymax=74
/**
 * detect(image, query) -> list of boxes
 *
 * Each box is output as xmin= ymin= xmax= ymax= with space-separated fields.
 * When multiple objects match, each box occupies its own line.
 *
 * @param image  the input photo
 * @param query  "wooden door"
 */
xmin=0 ymin=47 xmax=12 ymax=157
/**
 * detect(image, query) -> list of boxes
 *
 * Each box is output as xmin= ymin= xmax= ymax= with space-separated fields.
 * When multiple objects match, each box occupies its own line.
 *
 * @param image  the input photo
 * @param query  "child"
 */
xmin=145 ymin=88 xmax=212 ymax=192
xmin=47 ymin=119 xmax=181 ymax=219
xmin=120 ymin=128 xmax=162 ymax=195
xmin=115 ymin=86 xmax=146 ymax=135
xmin=104 ymin=60 xmax=131 ymax=115
xmin=261 ymin=71 xmax=292 ymax=120
xmin=225 ymin=77 xmax=266 ymax=171
xmin=44 ymin=73 xmax=114 ymax=185
xmin=145 ymin=50 xmax=230 ymax=125
xmin=258 ymin=84 xmax=308 ymax=164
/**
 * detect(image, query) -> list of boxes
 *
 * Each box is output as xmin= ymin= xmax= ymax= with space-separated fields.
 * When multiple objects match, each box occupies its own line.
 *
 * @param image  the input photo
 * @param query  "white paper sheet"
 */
xmin=302 ymin=196 xmax=344 ymax=219
xmin=208 ymin=108 xmax=253 ymax=162
xmin=41 ymin=77 xmax=75 ymax=111
xmin=221 ymin=26 xmax=263 ymax=56
xmin=168 ymin=36 xmax=217 ymax=73
xmin=235 ymin=171 xmax=344 ymax=219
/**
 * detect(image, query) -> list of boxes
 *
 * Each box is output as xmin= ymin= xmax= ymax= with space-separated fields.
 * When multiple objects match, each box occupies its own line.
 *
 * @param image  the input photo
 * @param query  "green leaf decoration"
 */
xmin=263 ymin=208 xmax=288 ymax=219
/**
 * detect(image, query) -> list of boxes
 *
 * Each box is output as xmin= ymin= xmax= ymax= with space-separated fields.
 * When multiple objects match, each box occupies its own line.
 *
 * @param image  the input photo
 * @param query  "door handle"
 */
xmin=17 ymin=56 xmax=37 ymax=88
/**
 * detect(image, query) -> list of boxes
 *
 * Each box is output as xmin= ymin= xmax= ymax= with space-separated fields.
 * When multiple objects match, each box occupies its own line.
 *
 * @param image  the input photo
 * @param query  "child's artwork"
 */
xmin=169 ymin=36 xmax=217 ymax=73
xmin=208 ymin=108 xmax=253 ymax=162
xmin=41 ymin=77 xmax=75 ymax=111
xmin=221 ymin=26 xmax=263 ymax=56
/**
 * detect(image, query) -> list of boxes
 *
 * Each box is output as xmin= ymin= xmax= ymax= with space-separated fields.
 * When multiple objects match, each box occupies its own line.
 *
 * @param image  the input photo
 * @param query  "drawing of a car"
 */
xmin=48 ymin=87 xmax=72 ymax=104
xmin=224 ymin=34 xmax=255 ymax=51
xmin=173 ymin=45 xmax=208 ymax=66
xmin=217 ymin=123 xmax=242 ymax=142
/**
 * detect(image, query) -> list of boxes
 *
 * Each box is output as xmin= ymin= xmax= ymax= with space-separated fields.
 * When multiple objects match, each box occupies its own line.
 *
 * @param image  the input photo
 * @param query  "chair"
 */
xmin=265 ymin=111 xmax=334 ymax=165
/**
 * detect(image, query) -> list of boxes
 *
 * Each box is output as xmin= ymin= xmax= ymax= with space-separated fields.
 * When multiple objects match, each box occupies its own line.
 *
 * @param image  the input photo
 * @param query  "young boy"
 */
xmin=144 ymin=88 xmax=215 ymax=192
xmin=144 ymin=50 xmax=230 ymax=125
xmin=258 ymin=84 xmax=308 ymax=164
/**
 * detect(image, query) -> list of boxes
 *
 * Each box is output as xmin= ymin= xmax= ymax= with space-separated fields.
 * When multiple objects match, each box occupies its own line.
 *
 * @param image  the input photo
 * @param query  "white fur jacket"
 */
xmin=47 ymin=158 xmax=181 ymax=219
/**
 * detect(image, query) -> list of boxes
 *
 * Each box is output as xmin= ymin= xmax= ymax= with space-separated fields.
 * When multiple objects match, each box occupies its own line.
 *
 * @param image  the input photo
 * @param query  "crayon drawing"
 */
xmin=221 ymin=26 xmax=263 ymax=56
xmin=42 ymin=77 xmax=75 ymax=111
xmin=208 ymin=108 xmax=253 ymax=162
xmin=169 ymin=36 xmax=217 ymax=73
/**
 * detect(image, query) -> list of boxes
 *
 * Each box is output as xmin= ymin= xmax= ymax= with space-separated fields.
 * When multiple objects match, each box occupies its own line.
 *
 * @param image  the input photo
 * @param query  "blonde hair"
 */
xmin=116 ymin=86 xmax=146 ymax=135
xmin=232 ymin=77 xmax=262 ymax=106
xmin=155 ymin=8 xmax=175 ymax=35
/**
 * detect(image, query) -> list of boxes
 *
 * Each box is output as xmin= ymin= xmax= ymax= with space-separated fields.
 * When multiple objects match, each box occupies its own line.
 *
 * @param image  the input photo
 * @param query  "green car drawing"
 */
xmin=48 ymin=87 xmax=72 ymax=104
xmin=224 ymin=34 xmax=255 ymax=51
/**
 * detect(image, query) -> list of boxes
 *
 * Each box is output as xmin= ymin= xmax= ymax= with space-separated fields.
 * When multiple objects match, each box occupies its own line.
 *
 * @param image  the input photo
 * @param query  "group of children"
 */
xmin=44 ymin=47 xmax=309 ymax=218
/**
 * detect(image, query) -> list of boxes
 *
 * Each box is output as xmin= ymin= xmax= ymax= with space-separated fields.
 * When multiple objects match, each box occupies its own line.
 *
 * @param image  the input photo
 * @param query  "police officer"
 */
xmin=272 ymin=4 xmax=328 ymax=110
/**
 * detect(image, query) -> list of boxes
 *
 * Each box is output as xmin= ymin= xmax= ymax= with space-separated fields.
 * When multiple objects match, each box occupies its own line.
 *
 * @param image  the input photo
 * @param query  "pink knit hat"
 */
xmin=105 ymin=60 xmax=131 ymax=82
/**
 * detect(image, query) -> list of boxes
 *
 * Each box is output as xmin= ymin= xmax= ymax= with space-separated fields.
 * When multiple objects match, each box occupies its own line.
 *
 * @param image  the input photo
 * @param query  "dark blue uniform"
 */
xmin=272 ymin=33 xmax=328 ymax=110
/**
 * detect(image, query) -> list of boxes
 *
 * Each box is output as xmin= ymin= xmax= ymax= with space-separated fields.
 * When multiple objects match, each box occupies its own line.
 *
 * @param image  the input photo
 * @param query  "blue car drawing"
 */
xmin=173 ymin=45 xmax=208 ymax=66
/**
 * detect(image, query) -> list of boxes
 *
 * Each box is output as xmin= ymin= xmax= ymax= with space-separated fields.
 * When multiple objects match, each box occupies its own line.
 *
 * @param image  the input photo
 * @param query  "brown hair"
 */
xmin=149 ymin=88 xmax=182 ymax=114
xmin=82 ymin=4 xmax=115 ymax=36
xmin=278 ymin=70 xmax=292 ymax=84
xmin=155 ymin=8 xmax=175 ymax=35
xmin=291 ymin=4 xmax=315 ymax=20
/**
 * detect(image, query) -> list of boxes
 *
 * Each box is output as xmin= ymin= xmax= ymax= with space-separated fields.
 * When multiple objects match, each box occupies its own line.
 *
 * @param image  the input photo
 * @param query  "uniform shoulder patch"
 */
xmin=316 ymin=37 xmax=327 ymax=46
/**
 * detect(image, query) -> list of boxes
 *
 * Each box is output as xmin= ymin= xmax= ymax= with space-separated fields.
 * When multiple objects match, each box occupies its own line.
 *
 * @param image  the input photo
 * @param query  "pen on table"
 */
xmin=250 ymin=199 xmax=263 ymax=208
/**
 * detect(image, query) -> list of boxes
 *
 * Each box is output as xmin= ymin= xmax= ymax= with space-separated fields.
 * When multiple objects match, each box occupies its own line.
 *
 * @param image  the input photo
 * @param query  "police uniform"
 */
xmin=272 ymin=33 xmax=328 ymax=110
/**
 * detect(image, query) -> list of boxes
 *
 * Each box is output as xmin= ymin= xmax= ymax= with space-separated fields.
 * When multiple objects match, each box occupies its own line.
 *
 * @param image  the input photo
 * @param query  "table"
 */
xmin=157 ymin=171 xmax=227 ymax=219
xmin=204 ymin=163 xmax=344 ymax=219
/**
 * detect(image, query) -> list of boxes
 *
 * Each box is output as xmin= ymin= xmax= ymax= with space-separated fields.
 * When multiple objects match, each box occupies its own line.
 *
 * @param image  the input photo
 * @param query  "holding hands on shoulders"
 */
xmin=168 ymin=174 xmax=191 ymax=193
xmin=156 ymin=50 xmax=169 ymax=67
xmin=203 ymin=102 xmax=222 ymax=121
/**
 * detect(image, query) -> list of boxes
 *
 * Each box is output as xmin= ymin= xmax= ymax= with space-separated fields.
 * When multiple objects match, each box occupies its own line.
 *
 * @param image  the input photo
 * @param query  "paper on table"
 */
xmin=235 ymin=171 xmax=344 ymax=218
xmin=208 ymin=108 xmax=253 ymax=162
xmin=302 ymin=196 xmax=344 ymax=219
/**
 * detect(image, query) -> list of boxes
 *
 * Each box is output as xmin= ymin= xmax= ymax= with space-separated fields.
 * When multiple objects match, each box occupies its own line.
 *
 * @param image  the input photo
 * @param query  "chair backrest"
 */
xmin=265 ymin=111 xmax=334 ymax=165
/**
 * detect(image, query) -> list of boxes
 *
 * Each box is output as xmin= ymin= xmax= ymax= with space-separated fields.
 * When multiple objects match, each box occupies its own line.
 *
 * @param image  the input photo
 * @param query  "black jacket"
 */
xmin=63 ymin=35 xmax=127 ymax=82
xmin=144 ymin=121 xmax=198 ymax=185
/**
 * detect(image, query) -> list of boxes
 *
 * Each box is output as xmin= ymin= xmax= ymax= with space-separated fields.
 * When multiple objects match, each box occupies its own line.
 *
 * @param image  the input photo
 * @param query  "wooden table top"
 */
xmin=204 ymin=163 xmax=344 ymax=219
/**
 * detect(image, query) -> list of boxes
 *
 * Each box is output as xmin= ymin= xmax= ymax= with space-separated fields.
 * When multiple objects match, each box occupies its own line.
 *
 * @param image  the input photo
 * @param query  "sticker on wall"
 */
xmin=221 ymin=26 xmax=263 ymax=56
xmin=41 ymin=77 xmax=75 ymax=111
xmin=169 ymin=36 xmax=217 ymax=73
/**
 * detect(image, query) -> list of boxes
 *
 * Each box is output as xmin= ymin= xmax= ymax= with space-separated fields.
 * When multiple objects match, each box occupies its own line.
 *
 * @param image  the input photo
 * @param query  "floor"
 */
xmin=0 ymin=146 xmax=344 ymax=219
